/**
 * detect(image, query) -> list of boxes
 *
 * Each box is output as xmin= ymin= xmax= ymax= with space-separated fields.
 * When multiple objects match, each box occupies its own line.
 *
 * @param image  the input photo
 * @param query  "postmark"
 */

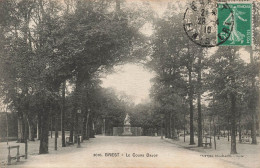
xmin=183 ymin=0 xmax=234 ymax=47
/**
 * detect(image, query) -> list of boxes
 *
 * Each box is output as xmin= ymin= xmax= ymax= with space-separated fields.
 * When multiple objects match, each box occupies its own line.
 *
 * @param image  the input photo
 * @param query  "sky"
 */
xmin=239 ymin=48 xmax=251 ymax=64
xmin=101 ymin=64 xmax=155 ymax=104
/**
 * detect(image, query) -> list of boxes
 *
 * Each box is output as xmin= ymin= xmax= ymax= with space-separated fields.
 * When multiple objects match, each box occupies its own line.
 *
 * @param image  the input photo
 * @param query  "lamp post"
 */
xmin=160 ymin=114 xmax=164 ymax=139
xmin=77 ymin=109 xmax=81 ymax=148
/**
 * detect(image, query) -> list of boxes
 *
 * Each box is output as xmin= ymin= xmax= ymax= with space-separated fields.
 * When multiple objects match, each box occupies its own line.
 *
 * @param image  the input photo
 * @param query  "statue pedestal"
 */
xmin=122 ymin=124 xmax=132 ymax=136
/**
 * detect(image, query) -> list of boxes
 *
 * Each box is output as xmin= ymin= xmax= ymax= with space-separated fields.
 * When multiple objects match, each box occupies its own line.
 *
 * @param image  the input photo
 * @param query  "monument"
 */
xmin=122 ymin=113 xmax=132 ymax=136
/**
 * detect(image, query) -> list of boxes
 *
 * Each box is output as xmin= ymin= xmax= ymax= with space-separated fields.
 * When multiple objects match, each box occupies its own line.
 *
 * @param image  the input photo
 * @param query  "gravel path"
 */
xmin=4 ymin=136 xmax=244 ymax=168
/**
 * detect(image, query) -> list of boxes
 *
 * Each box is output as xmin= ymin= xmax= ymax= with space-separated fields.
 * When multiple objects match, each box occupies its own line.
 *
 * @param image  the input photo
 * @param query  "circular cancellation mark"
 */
xmin=183 ymin=0 xmax=234 ymax=47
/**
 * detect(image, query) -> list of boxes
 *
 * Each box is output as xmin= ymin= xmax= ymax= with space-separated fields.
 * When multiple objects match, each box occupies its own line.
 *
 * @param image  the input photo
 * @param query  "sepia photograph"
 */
xmin=0 ymin=0 xmax=259 ymax=167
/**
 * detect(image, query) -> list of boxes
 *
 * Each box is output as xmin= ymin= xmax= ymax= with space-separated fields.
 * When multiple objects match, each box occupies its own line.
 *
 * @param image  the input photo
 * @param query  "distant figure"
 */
xmin=124 ymin=113 xmax=131 ymax=125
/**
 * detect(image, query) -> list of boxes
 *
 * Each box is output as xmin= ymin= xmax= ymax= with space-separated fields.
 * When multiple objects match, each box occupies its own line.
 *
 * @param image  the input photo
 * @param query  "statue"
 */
xmin=122 ymin=113 xmax=132 ymax=136
xmin=124 ymin=113 xmax=131 ymax=125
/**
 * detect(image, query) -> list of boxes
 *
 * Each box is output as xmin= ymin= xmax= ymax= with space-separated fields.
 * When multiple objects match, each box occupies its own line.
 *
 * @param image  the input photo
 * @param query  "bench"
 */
xmin=202 ymin=142 xmax=211 ymax=147
xmin=66 ymin=137 xmax=73 ymax=146
xmin=241 ymin=135 xmax=250 ymax=143
xmin=202 ymin=136 xmax=212 ymax=148
xmin=7 ymin=145 xmax=26 ymax=165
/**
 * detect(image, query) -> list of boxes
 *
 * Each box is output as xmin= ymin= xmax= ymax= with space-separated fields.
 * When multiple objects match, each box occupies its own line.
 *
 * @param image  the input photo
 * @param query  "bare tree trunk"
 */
xmin=50 ymin=116 xmax=53 ymax=138
xmin=87 ymin=117 xmax=90 ymax=140
xmin=71 ymin=72 xmax=84 ymax=143
xmin=229 ymin=48 xmax=237 ymax=153
xmin=197 ymin=55 xmax=203 ymax=147
xmin=17 ymin=115 xmax=25 ymax=143
xmin=230 ymin=93 xmax=237 ymax=154
xmin=39 ymin=104 xmax=49 ymax=154
xmin=24 ymin=116 xmax=28 ymax=159
xmin=228 ymin=127 xmax=230 ymax=141
xmin=168 ymin=118 xmax=171 ymax=139
xmin=61 ymin=81 xmax=66 ymax=147
xmin=227 ymin=118 xmax=230 ymax=141
xmin=217 ymin=119 xmax=220 ymax=140
xmin=189 ymin=67 xmax=195 ymax=145
xmin=251 ymin=114 xmax=257 ymax=144
xmin=172 ymin=115 xmax=177 ymax=139
xmin=55 ymin=114 xmax=58 ymax=150
xmin=213 ymin=119 xmax=216 ymax=150
xmin=184 ymin=112 xmax=186 ymax=142
xmin=86 ymin=112 xmax=90 ymax=140
xmin=74 ymin=111 xmax=79 ymax=143
xmin=82 ymin=112 xmax=87 ymax=140
xmin=5 ymin=111 xmax=9 ymax=145
xmin=37 ymin=114 xmax=41 ymax=140
xmin=250 ymin=41 xmax=257 ymax=145
xmin=88 ymin=115 xmax=95 ymax=138
xmin=165 ymin=117 xmax=168 ymax=138
xmin=27 ymin=117 xmax=35 ymax=141
xmin=69 ymin=111 xmax=74 ymax=143
xmin=239 ymin=120 xmax=242 ymax=143
xmin=83 ymin=111 xmax=90 ymax=140
xmin=169 ymin=113 xmax=172 ymax=139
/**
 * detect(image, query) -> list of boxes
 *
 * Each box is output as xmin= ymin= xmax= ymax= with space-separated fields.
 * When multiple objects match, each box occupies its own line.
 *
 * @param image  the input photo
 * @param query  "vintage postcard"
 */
xmin=0 ymin=0 xmax=259 ymax=168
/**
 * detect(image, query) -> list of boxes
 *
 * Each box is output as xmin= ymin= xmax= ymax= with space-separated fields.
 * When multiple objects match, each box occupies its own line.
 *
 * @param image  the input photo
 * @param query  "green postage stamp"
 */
xmin=218 ymin=3 xmax=252 ymax=46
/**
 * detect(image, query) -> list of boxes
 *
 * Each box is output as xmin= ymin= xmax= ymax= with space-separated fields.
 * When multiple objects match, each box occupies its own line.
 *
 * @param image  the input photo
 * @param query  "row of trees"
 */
xmin=0 ymin=0 xmax=150 ymax=153
xmin=147 ymin=1 xmax=260 ymax=154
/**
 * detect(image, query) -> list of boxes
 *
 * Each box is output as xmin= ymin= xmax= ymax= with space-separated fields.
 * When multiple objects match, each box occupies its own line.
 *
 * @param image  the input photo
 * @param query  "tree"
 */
xmin=57 ymin=0 xmax=146 ymax=141
xmin=0 ymin=0 xmax=74 ymax=153
xmin=206 ymin=46 xmax=248 ymax=154
xmin=148 ymin=2 xmax=198 ymax=144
